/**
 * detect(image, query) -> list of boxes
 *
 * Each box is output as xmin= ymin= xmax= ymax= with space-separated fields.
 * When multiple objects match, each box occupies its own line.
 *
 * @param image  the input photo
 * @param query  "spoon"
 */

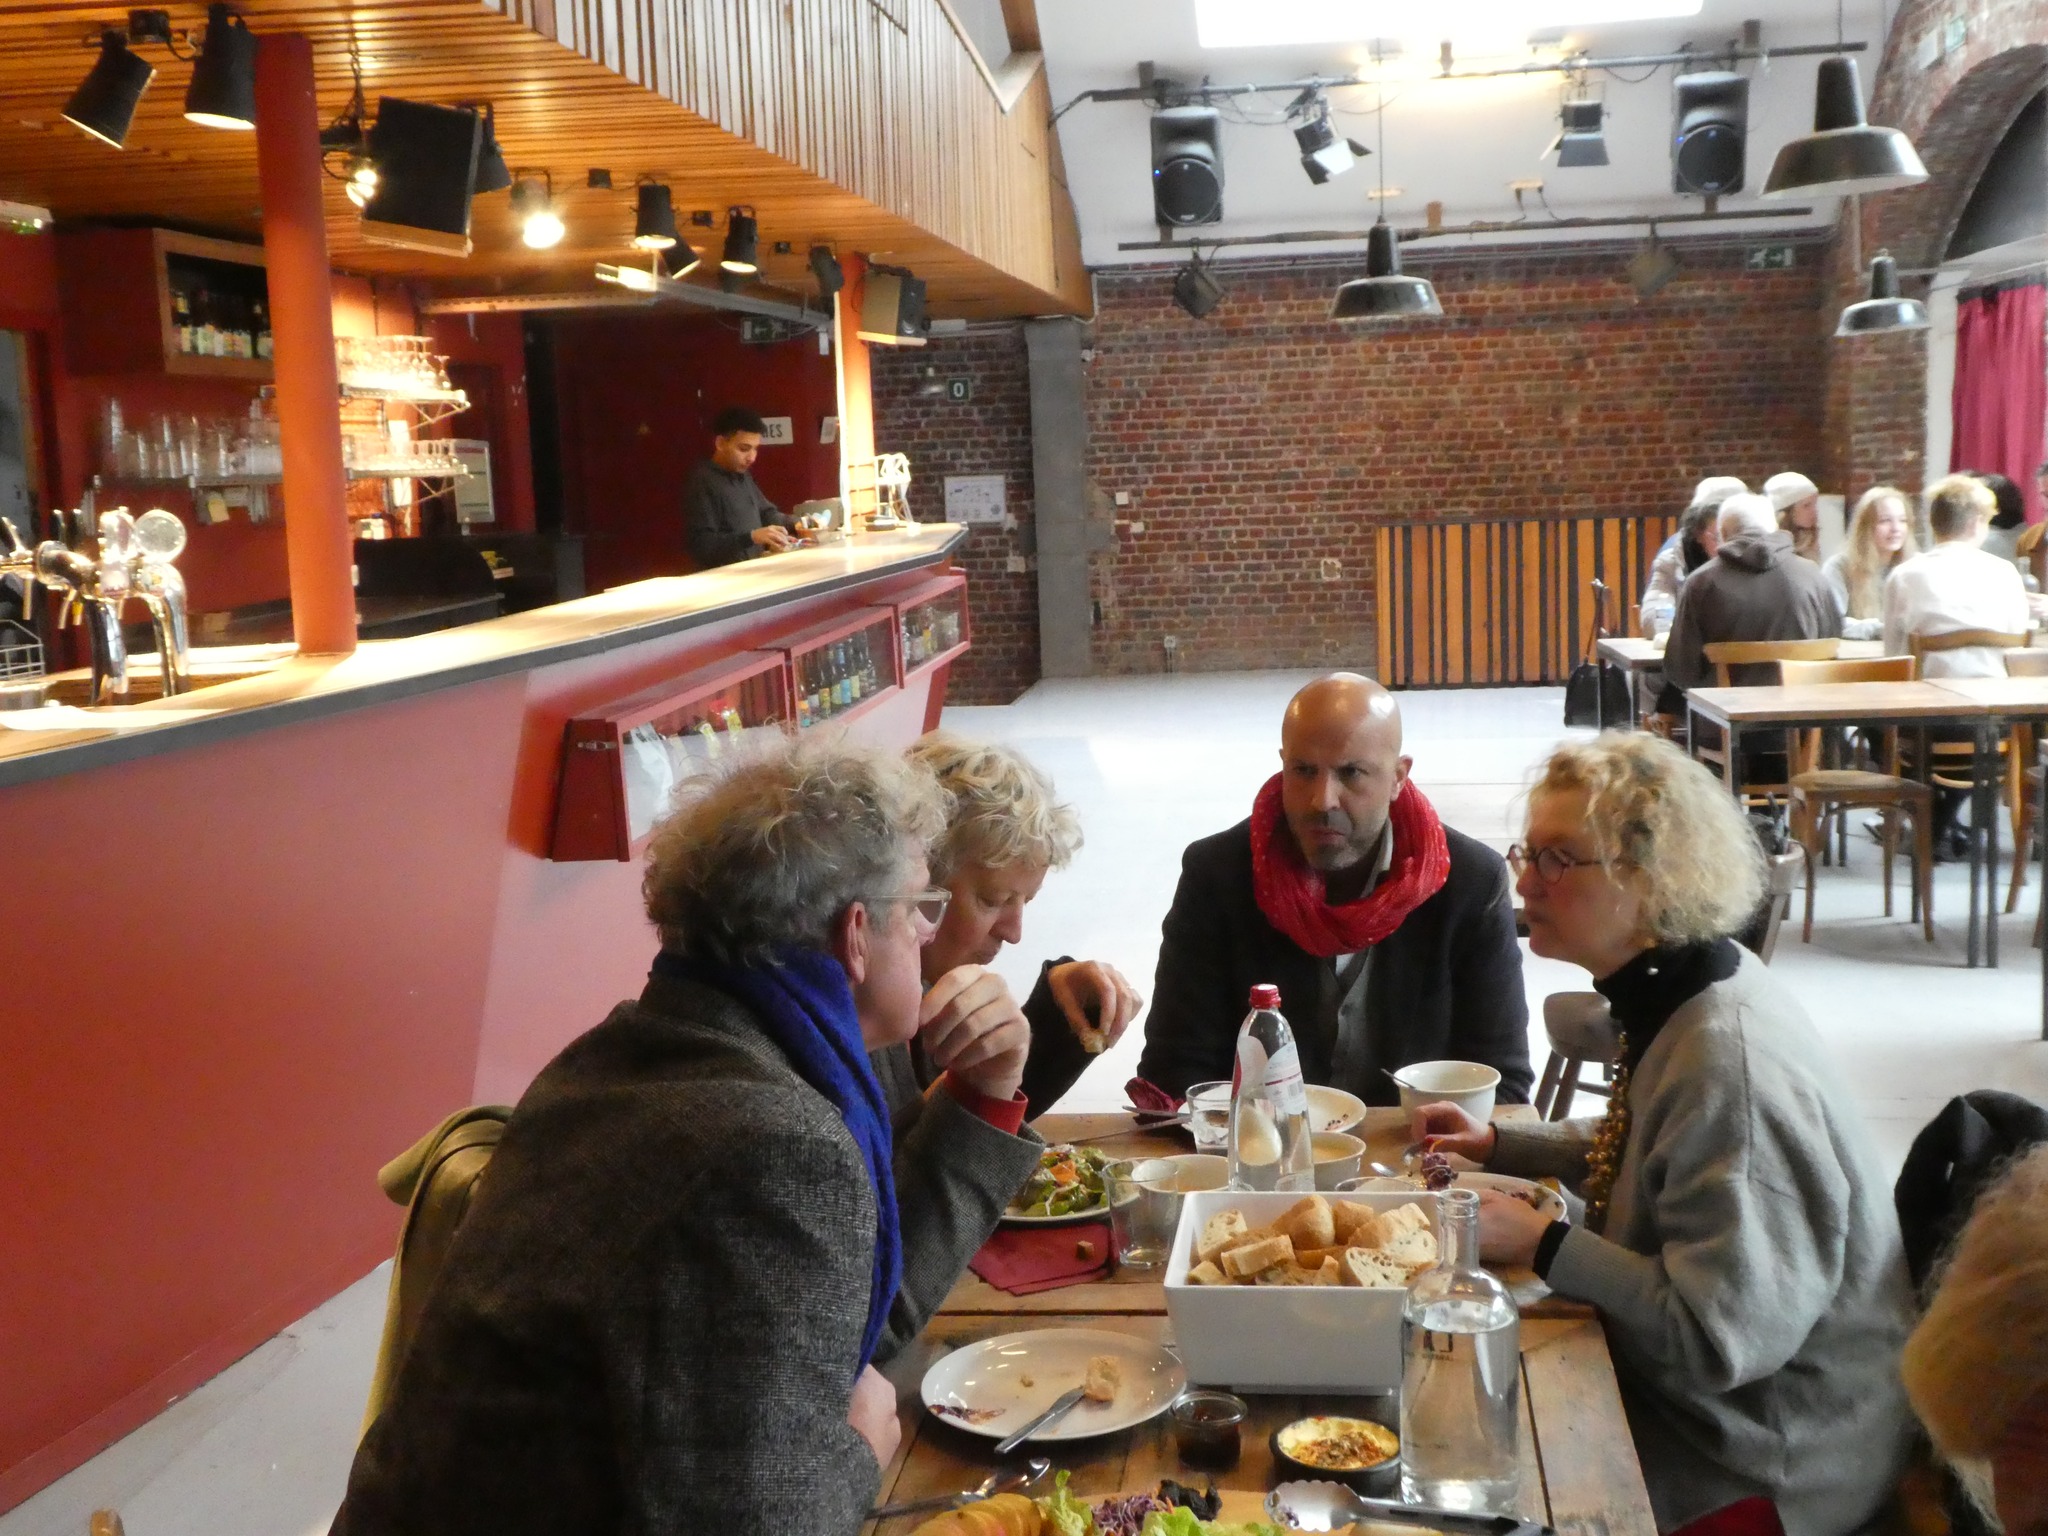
xmin=870 ymin=1456 xmax=1051 ymax=1519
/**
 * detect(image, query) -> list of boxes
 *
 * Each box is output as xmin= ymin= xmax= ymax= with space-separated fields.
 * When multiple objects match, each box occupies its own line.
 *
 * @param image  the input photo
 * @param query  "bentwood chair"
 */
xmin=1776 ymin=657 xmax=1935 ymax=942
xmin=1904 ymin=630 xmax=2032 ymax=862
xmin=2001 ymin=650 xmax=2048 ymax=914
xmin=1533 ymin=852 xmax=1801 ymax=1120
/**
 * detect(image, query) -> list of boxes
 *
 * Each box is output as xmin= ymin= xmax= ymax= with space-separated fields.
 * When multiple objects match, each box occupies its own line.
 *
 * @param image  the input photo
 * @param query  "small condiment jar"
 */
xmin=1168 ymin=1389 xmax=1248 ymax=1471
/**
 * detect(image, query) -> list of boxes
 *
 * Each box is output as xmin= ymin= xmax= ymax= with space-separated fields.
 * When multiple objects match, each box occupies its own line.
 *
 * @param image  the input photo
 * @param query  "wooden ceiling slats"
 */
xmin=0 ymin=0 xmax=1084 ymax=316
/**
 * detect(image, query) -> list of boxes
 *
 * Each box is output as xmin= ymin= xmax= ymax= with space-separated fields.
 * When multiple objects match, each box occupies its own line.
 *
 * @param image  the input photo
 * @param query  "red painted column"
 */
xmin=253 ymin=34 xmax=355 ymax=655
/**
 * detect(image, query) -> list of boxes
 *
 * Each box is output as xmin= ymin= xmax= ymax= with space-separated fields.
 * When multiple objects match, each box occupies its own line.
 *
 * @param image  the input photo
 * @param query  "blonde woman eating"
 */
xmin=1415 ymin=734 xmax=1914 ymax=1536
xmin=1820 ymin=486 xmax=1918 ymax=641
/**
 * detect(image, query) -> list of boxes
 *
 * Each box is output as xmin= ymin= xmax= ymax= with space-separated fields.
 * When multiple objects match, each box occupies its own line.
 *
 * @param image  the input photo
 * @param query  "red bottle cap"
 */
xmin=1248 ymin=984 xmax=1281 ymax=1011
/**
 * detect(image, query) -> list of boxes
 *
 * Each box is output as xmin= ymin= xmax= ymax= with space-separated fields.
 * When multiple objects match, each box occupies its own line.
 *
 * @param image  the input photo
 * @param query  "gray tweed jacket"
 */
xmin=332 ymin=967 xmax=1039 ymax=1536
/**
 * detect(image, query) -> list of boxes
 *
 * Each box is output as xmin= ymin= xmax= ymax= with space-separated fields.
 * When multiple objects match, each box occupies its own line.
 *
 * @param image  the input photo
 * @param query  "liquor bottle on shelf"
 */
xmin=847 ymin=639 xmax=864 ymax=704
xmin=858 ymin=633 xmax=880 ymax=694
xmin=171 ymin=287 xmax=194 ymax=355
xmin=796 ymin=676 xmax=813 ymax=730
xmin=838 ymin=642 xmax=856 ymax=707
xmin=252 ymin=298 xmax=272 ymax=361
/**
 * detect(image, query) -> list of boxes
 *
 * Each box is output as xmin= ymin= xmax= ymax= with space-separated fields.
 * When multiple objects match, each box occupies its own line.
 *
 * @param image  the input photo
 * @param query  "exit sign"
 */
xmin=1745 ymin=245 xmax=1796 ymax=271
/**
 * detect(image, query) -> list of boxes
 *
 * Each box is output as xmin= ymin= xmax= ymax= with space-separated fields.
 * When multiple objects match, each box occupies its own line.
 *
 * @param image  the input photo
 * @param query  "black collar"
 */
xmin=1593 ymin=938 xmax=1740 ymax=1068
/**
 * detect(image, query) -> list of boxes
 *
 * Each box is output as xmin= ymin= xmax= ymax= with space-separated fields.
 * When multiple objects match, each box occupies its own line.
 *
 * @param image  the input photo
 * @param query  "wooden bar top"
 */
xmin=0 ymin=525 xmax=965 ymax=788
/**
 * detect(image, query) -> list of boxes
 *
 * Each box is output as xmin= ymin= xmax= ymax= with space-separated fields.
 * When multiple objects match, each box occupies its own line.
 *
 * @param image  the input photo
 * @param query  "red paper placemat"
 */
xmin=971 ymin=1219 xmax=1114 ymax=1295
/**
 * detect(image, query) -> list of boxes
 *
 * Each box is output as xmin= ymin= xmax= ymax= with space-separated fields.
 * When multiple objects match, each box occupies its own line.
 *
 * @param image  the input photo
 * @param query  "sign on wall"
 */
xmin=944 ymin=474 xmax=1007 ymax=524
xmin=758 ymin=416 xmax=794 ymax=445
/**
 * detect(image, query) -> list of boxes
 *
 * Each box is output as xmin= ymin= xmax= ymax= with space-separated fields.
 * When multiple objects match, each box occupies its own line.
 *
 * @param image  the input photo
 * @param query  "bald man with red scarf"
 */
xmin=1136 ymin=675 xmax=1532 ymax=1106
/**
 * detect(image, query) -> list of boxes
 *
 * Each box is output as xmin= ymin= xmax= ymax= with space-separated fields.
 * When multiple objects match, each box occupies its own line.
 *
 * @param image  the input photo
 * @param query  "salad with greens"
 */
xmin=1007 ymin=1144 xmax=1113 ymax=1219
xmin=1039 ymin=1471 xmax=1283 ymax=1536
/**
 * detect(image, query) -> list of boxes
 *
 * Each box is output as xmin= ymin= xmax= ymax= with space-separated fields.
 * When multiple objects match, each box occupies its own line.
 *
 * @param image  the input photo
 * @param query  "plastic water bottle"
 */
xmin=1400 ymin=1188 xmax=1522 ymax=1512
xmin=1226 ymin=984 xmax=1314 ymax=1192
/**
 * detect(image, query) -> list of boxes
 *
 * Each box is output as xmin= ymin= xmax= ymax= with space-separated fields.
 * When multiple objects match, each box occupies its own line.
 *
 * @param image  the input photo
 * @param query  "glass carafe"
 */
xmin=1399 ymin=1188 xmax=1521 ymax=1512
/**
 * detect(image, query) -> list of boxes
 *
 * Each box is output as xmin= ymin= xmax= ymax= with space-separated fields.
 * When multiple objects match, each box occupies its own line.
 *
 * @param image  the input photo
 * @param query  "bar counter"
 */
xmin=0 ymin=525 xmax=967 ymax=787
xmin=0 ymin=525 xmax=969 ymax=1511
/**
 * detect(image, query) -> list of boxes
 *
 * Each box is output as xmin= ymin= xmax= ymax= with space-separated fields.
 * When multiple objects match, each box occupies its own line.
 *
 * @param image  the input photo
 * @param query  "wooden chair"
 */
xmin=1533 ymin=852 xmax=1801 ymax=1120
xmin=1905 ymin=629 xmax=2031 ymax=861
xmin=1777 ymin=657 xmax=1934 ymax=942
xmin=2003 ymin=650 xmax=2048 ymax=913
xmin=1696 ymin=639 xmax=1843 ymax=811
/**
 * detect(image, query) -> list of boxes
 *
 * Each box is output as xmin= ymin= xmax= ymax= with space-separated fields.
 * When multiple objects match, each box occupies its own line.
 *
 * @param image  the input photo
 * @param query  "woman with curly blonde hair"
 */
xmin=1415 ymin=733 xmax=1914 ymax=1536
xmin=1820 ymin=486 xmax=1917 ymax=640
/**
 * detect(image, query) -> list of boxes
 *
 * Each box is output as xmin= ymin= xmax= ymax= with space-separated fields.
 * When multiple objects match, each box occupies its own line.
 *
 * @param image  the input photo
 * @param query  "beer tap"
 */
xmin=0 ymin=507 xmax=192 ymax=706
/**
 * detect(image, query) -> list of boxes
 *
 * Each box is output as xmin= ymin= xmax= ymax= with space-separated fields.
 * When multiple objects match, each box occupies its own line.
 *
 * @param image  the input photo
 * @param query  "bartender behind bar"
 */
xmin=683 ymin=406 xmax=798 ymax=569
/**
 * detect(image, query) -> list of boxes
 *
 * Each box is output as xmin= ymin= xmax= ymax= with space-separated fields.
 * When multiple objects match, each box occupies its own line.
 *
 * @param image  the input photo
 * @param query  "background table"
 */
xmin=876 ymin=1109 xmax=1658 ymax=1536
xmin=1596 ymin=637 xmax=1883 ymax=729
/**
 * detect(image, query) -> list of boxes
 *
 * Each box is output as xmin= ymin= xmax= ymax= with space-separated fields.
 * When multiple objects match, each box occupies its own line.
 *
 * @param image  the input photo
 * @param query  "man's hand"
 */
xmin=1047 ymin=960 xmax=1143 ymax=1054
xmin=1475 ymin=1188 xmax=1554 ymax=1268
xmin=751 ymin=524 xmax=795 ymax=553
xmin=847 ymin=1364 xmax=901 ymax=1469
xmin=1411 ymin=1102 xmax=1498 ymax=1164
xmin=919 ymin=966 xmax=1030 ymax=1102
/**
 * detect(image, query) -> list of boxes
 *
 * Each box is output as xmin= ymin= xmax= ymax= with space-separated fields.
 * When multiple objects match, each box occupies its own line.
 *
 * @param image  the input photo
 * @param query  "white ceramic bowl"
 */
xmin=1310 ymin=1131 xmax=1366 ymax=1190
xmin=1392 ymin=1060 xmax=1500 ymax=1124
xmin=1147 ymin=1154 xmax=1230 ymax=1193
xmin=1304 ymin=1084 xmax=1368 ymax=1135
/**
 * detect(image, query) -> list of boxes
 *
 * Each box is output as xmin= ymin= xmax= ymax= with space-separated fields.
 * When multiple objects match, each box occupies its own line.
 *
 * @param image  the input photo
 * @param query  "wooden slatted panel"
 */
xmin=0 ymin=0 xmax=1085 ymax=318
xmin=1374 ymin=512 xmax=1678 ymax=688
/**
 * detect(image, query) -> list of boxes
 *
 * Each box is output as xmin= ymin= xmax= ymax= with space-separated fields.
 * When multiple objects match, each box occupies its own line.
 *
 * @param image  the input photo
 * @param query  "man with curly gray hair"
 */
xmin=334 ymin=737 xmax=1040 ymax=1536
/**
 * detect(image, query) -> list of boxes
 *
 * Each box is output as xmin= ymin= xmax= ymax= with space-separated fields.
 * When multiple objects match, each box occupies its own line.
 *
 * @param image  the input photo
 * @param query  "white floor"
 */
xmin=8 ymin=676 xmax=2046 ymax=1536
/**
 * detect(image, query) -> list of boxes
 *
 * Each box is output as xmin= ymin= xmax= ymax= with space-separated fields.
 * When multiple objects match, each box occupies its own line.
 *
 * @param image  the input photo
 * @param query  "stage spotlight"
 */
xmin=809 ymin=245 xmax=845 ymax=297
xmin=720 ymin=207 xmax=759 ymax=273
xmin=1172 ymin=253 xmax=1224 ymax=317
xmin=1626 ymin=236 xmax=1680 ymax=300
xmin=470 ymin=104 xmax=512 ymax=194
xmin=511 ymin=174 xmax=564 ymax=250
xmin=1549 ymin=99 xmax=1608 ymax=168
xmin=183 ymin=5 xmax=255 ymax=130
xmin=662 ymin=240 xmax=701 ymax=279
xmin=1293 ymin=98 xmax=1365 ymax=185
xmin=631 ymin=182 xmax=679 ymax=250
xmin=343 ymin=149 xmax=378 ymax=208
xmin=63 ymin=30 xmax=155 ymax=148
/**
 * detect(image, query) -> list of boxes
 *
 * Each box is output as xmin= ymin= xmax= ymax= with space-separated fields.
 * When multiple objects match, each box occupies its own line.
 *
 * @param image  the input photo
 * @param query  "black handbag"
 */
xmin=1563 ymin=580 xmax=1631 ymax=728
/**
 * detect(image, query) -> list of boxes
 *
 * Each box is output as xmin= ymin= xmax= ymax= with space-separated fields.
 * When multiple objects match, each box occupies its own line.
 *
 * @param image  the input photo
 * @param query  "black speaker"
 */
xmin=1672 ymin=72 xmax=1748 ymax=196
xmin=857 ymin=269 xmax=929 ymax=347
xmin=360 ymin=98 xmax=483 ymax=257
xmin=1151 ymin=106 xmax=1224 ymax=226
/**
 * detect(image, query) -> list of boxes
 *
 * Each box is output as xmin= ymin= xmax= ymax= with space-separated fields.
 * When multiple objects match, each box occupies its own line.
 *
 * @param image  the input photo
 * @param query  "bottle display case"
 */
xmin=550 ymin=650 xmax=792 ymax=862
xmin=892 ymin=570 xmax=970 ymax=677
xmin=778 ymin=606 xmax=902 ymax=732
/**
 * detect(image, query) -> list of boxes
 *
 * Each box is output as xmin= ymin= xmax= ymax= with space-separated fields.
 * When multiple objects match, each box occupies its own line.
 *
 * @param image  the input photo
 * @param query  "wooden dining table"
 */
xmin=1595 ymin=636 xmax=1884 ymax=730
xmin=868 ymin=1108 xmax=1658 ymax=1536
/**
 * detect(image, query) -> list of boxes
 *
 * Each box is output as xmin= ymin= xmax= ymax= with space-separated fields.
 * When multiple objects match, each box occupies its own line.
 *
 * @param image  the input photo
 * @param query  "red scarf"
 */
xmin=1250 ymin=773 xmax=1451 ymax=958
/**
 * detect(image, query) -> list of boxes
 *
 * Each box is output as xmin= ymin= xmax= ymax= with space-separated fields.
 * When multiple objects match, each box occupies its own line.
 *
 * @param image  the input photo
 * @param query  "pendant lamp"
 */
xmin=1762 ymin=58 xmax=1927 ymax=199
xmin=1835 ymin=251 xmax=1928 ymax=337
xmin=1331 ymin=221 xmax=1441 ymax=321
xmin=472 ymin=105 xmax=512 ymax=195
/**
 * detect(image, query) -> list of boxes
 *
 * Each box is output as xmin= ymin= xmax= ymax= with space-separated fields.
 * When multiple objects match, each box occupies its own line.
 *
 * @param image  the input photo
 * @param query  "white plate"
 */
xmin=1342 ymin=1171 xmax=1567 ymax=1223
xmin=1305 ymin=1085 xmax=1367 ymax=1135
xmin=999 ymin=1199 xmax=1110 ymax=1227
xmin=920 ymin=1328 xmax=1186 ymax=1443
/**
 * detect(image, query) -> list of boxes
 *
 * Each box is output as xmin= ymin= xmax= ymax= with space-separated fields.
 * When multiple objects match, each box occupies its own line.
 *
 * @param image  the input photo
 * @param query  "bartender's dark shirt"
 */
xmin=682 ymin=459 xmax=789 ymax=570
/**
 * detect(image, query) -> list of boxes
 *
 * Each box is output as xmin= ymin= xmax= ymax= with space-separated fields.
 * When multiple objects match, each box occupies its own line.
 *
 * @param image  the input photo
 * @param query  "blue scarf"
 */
xmin=651 ymin=945 xmax=901 ymax=1374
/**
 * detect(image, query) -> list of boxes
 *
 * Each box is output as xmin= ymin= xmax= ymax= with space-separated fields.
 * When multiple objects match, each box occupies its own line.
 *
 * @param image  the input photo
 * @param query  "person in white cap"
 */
xmin=1766 ymin=472 xmax=1823 ymax=564
xmin=1639 ymin=476 xmax=1748 ymax=635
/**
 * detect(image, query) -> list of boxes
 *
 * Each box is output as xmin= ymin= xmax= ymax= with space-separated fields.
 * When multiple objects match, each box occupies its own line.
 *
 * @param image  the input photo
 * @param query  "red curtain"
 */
xmin=1951 ymin=279 xmax=2048 ymax=523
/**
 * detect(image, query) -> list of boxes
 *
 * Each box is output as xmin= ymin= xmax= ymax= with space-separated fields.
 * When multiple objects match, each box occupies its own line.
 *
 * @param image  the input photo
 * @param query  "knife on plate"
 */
xmin=993 ymin=1386 xmax=1085 ymax=1455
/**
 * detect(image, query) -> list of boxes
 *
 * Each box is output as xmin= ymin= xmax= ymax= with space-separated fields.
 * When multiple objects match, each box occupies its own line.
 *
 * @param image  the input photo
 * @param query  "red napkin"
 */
xmin=971 ymin=1220 xmax=1114 ymax=1294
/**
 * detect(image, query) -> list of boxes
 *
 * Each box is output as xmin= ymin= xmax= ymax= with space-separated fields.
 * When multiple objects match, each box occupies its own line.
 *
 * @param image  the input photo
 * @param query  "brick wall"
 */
xmin=1824 ymin=2 xmax=2048 ymax=497
xmin=1083 ymin=243 xmax=1828 ymax=676
xmin=871 ymin=325 xmax=1040 ymax=704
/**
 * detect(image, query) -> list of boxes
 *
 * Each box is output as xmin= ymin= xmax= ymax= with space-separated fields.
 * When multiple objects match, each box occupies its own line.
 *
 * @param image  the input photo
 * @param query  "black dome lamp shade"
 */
xmin=1835 ymin=251 xmax=1929 ymax=337
xmin=1763 ymin=57 xmax=1927 ymax=198
xmin=64 ymin=30 xmax=155 ymax=148
xmin=472 ymin=104 xmax=512 ymax=195
xmin=1330 ymin=220 xmax=1441 ymax=322
xmin=183 ymin=5 xmax=256 ymax=130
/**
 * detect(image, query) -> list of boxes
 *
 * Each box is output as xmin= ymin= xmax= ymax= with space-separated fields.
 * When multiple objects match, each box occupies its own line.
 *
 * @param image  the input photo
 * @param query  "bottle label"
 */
xmin=1263 ymin=1039 xmax=1308 ymax=1119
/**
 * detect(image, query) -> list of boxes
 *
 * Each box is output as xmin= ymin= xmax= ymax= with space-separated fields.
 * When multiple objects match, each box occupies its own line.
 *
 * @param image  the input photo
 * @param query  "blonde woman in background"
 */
xmin=1821 ymin=486 xmax=1918 ymax=641
xmin=1903 ymin=1145 xmax=2048 ymax=1536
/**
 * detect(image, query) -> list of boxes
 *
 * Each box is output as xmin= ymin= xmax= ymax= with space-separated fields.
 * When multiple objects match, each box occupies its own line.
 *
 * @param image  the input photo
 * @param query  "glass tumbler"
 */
xmin=1104 ymin=1156 xmax=1182 ymax=1272
xmin=1185 ymin=1080 xmax=1234 ymax=1152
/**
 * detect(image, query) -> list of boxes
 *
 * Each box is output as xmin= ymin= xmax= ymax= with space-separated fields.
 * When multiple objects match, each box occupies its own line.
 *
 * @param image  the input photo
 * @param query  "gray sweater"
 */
xmin=1492 ymin=953 xmax=1914 ymax=1536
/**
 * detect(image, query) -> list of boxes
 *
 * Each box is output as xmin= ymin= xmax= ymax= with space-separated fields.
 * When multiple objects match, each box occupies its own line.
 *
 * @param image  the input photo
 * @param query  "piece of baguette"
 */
xmin=1378 ymin=1202 xmax=1433 ymax=1241
xmin=1196 ymin=1209 xmax=1251 ymax=1265
xmin=1082 ymin=1354 xmax=1122 ymax=1403
xmin=1273 ymin=1194 xmax=1336 ymax=1252
xmin=1220 ymin=1232 xmax=1295 ymax=1278
xmin=1340 ymin=1247 xmax=1410 ymax=1289
xmin=1381 ymin=1224 xmax=1438 ymax=1273
xmin=1331 ymin=1199 xmax=1384 ymax=1246
xmin=1186 ymin=1259 xmax=1227 ymax=1286
xmin=1291 ymin=1245 xmax=1346 ymax=1269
